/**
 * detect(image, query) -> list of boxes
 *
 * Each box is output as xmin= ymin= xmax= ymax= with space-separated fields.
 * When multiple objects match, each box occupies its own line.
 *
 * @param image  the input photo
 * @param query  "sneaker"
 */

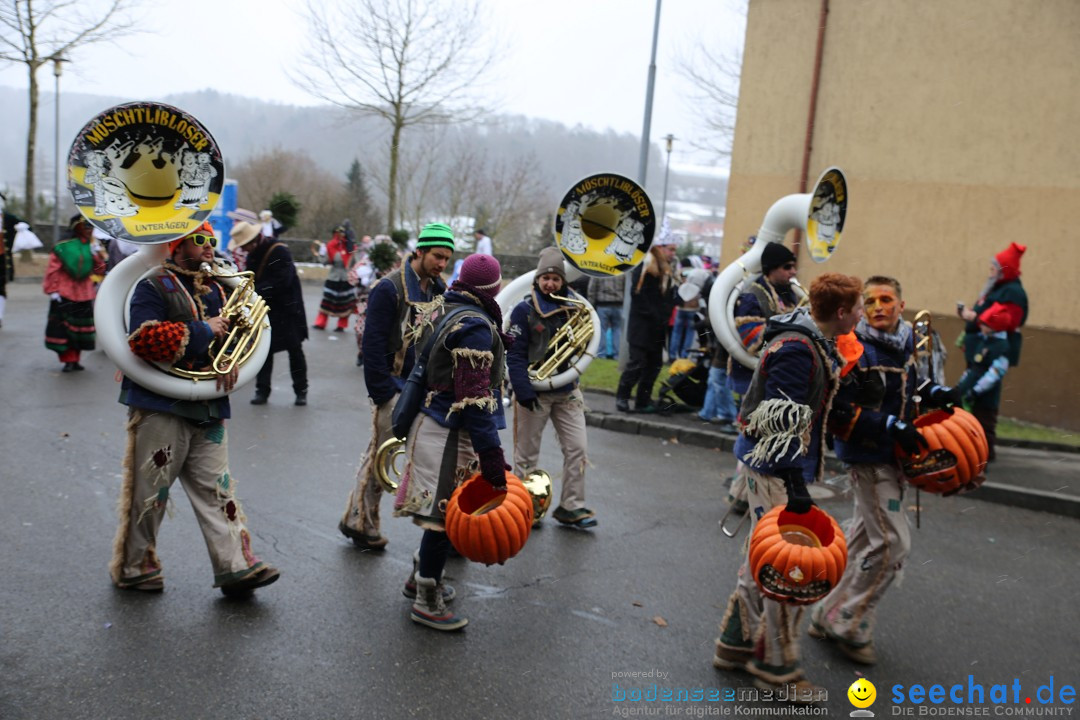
xmin=808 ymin=620 xmax=878 ymax=665
xmin=711 ymin=641 xmax=753 ymax=672
xmin=356 ymin=354 xmax=364 ymax=367
xmin=294 ymin=393 xmax=307 ymax=407
xmin=220 ymin=566 xmax=281 ymax=597
xmin=410 ymin=575 xmax=467 ymax=631
xmin=635 ymin=403 xmax=659 ymax=414
xmin=251 ymin=392 xmax=269 ymax=405
xmin=552 ymin=506 xmax=598 ymax=528
xmin=71 ymin=362 xmax=86 ymax=371
xmin=338 ymin=521 xmax=389 ymax=550
xmin=334 ymin=327 xmax=345 ymax=333
xmin=615 ymin=398 xmax=631 ymax=413
xmin=62 ymin=362 xmax=77 ymax=373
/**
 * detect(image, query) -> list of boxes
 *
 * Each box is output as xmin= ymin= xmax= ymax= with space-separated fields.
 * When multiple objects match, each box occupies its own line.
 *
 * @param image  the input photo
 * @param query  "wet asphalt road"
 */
xmin=1 ymin=281 xmax=1078 ymax=719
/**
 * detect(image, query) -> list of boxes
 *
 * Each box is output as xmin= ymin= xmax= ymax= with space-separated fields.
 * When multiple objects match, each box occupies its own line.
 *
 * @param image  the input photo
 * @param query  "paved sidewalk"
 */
xmin=582 ymin=389 xmax=1080 ymax=519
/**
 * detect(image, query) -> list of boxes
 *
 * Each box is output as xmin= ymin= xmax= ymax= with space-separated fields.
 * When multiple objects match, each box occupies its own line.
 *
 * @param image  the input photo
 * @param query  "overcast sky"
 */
xmin=0 ymin=0 xmax=746 ymax=170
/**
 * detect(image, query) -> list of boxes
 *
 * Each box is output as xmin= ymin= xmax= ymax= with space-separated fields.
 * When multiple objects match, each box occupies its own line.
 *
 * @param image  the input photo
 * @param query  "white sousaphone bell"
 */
xmin=708 ymin=167 xmax=848 ymax=369
xmin=71 ymin=101 xmax=271 ymax=400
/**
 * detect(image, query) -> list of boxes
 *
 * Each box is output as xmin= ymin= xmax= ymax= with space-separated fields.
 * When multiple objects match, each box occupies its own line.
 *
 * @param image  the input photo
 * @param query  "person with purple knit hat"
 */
xmin=393 ymin=252 xmax=510 ymax=631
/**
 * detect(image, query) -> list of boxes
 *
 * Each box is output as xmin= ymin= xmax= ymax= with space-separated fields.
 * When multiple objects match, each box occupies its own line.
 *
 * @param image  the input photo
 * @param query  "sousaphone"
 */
xmin=708 ymin=167 xmax=847 ymax=369
xmin=72 ymin=101 xmax=270 ymax=400
xmin=495 ymin=172 xmax=655 ymax=391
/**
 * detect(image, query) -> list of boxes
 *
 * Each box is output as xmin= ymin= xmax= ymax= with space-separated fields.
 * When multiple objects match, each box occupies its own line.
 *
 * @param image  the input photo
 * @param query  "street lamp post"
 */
xmin=52 ymin=56 xmax=67 ymax=245
xmin=661 ymin=134 xmax=675 ymax=218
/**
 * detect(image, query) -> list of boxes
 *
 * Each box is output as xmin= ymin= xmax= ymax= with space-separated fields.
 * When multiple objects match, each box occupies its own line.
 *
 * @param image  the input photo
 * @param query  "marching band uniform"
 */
xmin=339 ymin=225 xmax=451 ymax=549
xmin=507 ymin=247 xmax=594 ymax=528
xmin=394 ymin=254 xmax=509 ymax=631
xmin=109 ymin=224 xmax=279 ymax=595
xmin=713 ymin=274 xmax=863 ymax=697
xmin=43 ymin=216 xmax=105 ymax=371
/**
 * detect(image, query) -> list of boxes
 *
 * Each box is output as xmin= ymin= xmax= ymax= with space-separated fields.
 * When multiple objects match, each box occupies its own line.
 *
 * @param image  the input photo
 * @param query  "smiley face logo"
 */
xmin=848 ymin=678 xmax=877 ymax=709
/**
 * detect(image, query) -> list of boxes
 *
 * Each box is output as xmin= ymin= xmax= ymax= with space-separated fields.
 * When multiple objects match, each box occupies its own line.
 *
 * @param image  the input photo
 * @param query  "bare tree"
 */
xmin=676 ymin=42 xmax=742 ymax=159
xmin=232 ymin=148 xmax=357 ymax=239
xmin=0 ymin=0 xmax=135 ymax=224
xmin=294 ymin=0 xmax=497 ymax=234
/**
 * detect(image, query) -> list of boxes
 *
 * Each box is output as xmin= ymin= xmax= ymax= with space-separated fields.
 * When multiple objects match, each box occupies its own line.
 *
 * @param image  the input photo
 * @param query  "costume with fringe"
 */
xmin=727 ymin=275 xmax=799 ymax=396
xmin=811 ymin=317 xmax=918 ymax=651
xmin=394 ymin=289 xmax=507 ymax=529
xmin=717 ymin=308 xmax=841 ymax=683
xmin=110 ymin=264 xmax=267 ymax=589
xmin=340 ymin=261 xmax=446 ymax=539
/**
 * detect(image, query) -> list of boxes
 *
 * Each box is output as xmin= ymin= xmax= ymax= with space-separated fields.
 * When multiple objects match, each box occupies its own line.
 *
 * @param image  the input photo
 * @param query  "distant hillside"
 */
xmin=0 ymin=86 xmax=668 ymax=203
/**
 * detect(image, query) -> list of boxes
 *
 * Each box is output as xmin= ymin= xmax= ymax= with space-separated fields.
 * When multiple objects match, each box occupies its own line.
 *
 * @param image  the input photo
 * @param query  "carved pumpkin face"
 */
xmin=445 ymin=473 xmax=534 ymax=566
xmin=748 ymin=506 xmax=848 ymax=605
xmin=900 ymin=408 xmax=989 ymax=494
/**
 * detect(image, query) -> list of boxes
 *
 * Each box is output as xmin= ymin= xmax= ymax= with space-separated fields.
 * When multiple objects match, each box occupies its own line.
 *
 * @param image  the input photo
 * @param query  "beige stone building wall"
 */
xmin=723 ymin=0 xmax=1080 ymax=430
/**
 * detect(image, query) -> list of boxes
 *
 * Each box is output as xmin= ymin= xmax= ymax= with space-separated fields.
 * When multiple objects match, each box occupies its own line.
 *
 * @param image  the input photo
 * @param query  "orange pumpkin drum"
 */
xmin=899 ymin=408 xmax=989 ymax=494
xmin=445 ymin=473 xmax=534 ymax=565
xmin=748 ymin=505 xmax=848 ymax=605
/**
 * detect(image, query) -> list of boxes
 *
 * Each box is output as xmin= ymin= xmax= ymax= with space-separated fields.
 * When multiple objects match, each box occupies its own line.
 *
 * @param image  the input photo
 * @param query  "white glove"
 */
xmin=49 ymin=292 xmax=62 ymax=302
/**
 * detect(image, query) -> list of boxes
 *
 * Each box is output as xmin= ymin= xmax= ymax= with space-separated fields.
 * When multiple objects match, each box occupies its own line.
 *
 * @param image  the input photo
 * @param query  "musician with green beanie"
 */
xmin=339 ymin=223 xmax=454 ymax=550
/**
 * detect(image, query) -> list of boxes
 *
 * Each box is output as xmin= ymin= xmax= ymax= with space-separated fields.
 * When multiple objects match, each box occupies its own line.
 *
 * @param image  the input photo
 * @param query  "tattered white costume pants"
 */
xmin=718 ymin=469 xmax=808 ymax=677
xmin=810 ymin=462 xmax=910 ymax=647
xmin=341 ymin=394 xmax=397 ymax=537
xmin=110 ymin=410 xmax=264 ymax=588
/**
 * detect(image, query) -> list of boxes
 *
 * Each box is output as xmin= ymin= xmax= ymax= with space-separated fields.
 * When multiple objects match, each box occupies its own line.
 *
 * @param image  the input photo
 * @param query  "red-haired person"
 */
xmin=712 ymin=272 xmax=864 ymax=698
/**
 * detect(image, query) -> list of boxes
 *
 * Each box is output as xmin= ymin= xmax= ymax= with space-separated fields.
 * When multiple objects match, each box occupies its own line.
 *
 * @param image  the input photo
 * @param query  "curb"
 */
xmin=584 ymin=409 xmax=1080 ymax=520
xmin=581 ymin=387 xmax=1080 ymax=456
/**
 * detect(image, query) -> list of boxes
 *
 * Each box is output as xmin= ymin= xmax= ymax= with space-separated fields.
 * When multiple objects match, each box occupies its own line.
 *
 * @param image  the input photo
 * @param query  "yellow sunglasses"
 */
xmin=189 ymin=234 xmax=218 ymax=248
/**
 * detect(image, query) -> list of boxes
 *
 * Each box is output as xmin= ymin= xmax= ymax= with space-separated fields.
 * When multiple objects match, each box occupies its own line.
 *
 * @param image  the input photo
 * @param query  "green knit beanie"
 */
xmin=415 ymin=223 xmax=456 ymax=250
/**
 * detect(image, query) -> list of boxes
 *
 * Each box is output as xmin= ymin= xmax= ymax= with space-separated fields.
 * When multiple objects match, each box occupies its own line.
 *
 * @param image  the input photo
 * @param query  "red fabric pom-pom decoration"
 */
xmin=129 ymin=320 xmax=189 ymax=364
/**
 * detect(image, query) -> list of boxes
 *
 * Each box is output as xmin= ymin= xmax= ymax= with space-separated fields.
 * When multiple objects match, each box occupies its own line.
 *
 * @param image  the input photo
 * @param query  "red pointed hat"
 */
xmin=994 ymin=242 xmax=1026 ymax=281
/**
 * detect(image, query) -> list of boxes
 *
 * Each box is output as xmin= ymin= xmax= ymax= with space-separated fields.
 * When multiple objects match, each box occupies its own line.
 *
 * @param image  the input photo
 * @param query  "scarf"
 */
xmin=449 ymin=281 xmax=514 ymax=349
xmin=52 ymin=239 xmax=94 ymax=280
xmin=856 ymin=317 xmax=912 ymax=355
xmin=162 ymin=259 xmax=215 ymax=319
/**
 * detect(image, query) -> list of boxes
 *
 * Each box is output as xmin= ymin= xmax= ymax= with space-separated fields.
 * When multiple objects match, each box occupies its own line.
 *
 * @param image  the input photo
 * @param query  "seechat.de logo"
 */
xmin=891 ymin=676 xmax=1076 ymax=716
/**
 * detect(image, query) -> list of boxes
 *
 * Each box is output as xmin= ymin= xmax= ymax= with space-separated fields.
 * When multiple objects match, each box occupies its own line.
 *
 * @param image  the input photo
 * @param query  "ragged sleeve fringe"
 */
xmin=128 ymin=319 xmax=190 ymax=364
xmin=744 ymin=396 xmax=813 ymax=465
xmin=448 ymin=347 xmax=498 ymax=416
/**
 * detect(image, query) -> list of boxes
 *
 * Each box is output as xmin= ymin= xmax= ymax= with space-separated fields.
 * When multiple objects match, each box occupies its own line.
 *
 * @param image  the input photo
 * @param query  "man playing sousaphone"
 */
xmin=109 ymin=223 xmax=280 ymax=596
xmin=506 ymin=247 xmax=596 ymax=529
xmin=338 ymin=223 xmax=453 ymax=549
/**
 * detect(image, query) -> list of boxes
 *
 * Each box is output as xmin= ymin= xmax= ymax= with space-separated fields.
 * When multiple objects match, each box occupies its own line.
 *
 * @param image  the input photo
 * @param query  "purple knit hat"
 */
xmin=458 ymin=254 xmax=502 ymax=293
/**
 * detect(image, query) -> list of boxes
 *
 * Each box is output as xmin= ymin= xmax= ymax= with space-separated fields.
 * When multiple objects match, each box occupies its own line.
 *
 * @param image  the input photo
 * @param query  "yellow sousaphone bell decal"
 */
xmin=554 ymin=172 xmax=656 ymax=277
xmin=67 ymin=101 xmax=224 ymax=245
